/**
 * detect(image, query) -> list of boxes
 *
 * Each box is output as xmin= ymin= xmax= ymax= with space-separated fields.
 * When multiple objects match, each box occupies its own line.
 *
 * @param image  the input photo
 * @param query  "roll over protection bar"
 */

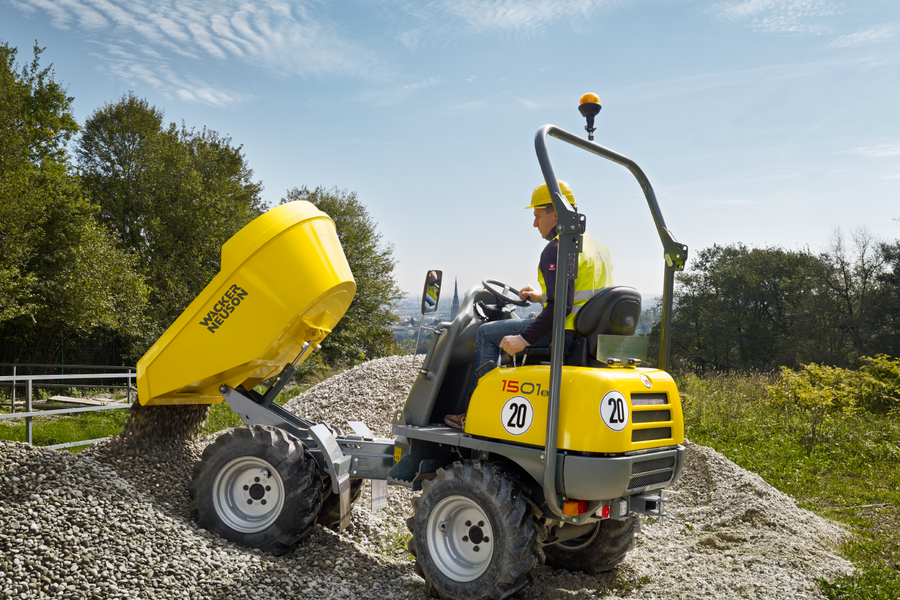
xmin=533 ymin=124 xmax=687 ymax=521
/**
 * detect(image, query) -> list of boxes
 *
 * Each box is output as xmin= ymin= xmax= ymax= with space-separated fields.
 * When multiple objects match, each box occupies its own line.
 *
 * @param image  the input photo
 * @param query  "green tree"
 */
xmin=661 ymin=244 xmax=827 ymax=372
xmin=0 ymin=42 xmax=147 ymax=364
xmin=78 ymin=94 xmax=265 ymax=349
xmin=76 ymin=92 xmax=163 ymax=253
xmin=873 ymin=239 xmax=900 ymax=356
xmin=0 ymin=43 xmax=38 ymax=323
xmin=813 ymin=227 xmax=889 ymax=362
xmin=281 ymin=186 xmax=402 ymax=367
xmin=661 ymin=235 xmax=900 ymax=373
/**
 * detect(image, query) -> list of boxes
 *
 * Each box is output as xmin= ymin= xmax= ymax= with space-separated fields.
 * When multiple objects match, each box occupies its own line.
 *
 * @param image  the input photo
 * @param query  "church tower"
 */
xmin=451 ymin=278 xmax=460 ymax=319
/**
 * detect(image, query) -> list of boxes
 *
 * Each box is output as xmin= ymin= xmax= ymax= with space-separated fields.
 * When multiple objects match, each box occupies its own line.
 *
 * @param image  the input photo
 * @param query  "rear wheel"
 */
xmin=189 ymin=425 xmax=322 ymax=555
xmin=407 ymin=460 xmax=543 ymax=600
xmin=543 ymin=515 xmax=640 ymax=574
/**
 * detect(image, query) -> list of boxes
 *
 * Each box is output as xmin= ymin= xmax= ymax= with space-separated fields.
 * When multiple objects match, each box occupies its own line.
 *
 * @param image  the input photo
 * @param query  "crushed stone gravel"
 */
xmin=1 ymin=354 xmax=854 ymax=599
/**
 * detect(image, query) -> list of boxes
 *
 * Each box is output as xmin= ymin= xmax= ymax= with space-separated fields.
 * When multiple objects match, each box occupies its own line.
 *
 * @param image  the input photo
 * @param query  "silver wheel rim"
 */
xmin=213 ymin=456 xmax=285 ymax=533
xmin=427 ymin=495 xmax=494 ymax=582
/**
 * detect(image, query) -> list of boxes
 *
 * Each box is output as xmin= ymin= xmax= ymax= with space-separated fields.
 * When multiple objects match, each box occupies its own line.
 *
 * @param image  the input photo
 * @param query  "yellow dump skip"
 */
xmin=136 ymin=201 xmax=356 ymax=406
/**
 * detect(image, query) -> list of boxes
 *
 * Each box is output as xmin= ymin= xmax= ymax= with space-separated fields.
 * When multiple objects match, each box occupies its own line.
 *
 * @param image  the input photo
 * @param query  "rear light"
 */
xmin=563 ymin=500 xmax=589 ymax=516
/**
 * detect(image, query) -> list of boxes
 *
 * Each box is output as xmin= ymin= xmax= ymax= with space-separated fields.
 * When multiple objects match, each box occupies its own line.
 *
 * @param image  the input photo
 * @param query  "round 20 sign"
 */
xmin=600 ymin=390 xmax=629 ymax=432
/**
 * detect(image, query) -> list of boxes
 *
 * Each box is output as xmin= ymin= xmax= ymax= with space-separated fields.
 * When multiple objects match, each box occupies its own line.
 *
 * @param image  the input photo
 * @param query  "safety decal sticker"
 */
xmin=600 ymin=390 xmax=629 ymax=432
xmin=640 ymin=373 xmax=652 ymax=388
xmin=501 ymin=396 xmax=534 ymax=436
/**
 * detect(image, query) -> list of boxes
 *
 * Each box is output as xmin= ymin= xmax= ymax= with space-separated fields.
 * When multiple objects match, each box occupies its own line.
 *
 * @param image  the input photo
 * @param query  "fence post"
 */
xmin=11 ymin=365 xmax=15 ymax=414
xmin=26 ymin=379 xmax=33 ymax=445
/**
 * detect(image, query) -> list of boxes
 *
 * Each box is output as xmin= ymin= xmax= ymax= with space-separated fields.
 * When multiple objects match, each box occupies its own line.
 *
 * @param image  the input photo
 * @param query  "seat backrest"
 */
xmin=572 ymin=286 xmax=642 ymax=363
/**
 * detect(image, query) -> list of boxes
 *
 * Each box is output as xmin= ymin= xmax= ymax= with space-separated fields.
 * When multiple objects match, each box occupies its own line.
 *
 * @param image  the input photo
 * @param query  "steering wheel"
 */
xmin=482 ymin=279 xmax=530 ymax=307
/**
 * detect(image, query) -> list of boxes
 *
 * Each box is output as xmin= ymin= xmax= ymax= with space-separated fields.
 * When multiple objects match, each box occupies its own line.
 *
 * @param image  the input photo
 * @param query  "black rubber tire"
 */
xmin=407 ymin=460 xmax=543 ymax=600
xmin=188 ymin=425 xmax=322 ymax=555
xmin=543 ymin=515 xmax=640 ymax=574
xmin=316 ymin=477 xmax=364 ymax=528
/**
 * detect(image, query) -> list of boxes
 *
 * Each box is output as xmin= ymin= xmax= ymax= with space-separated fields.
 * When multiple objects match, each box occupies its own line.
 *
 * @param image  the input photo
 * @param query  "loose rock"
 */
xmin=114 ymin=402 xmax=210 ymax=449
xmin=0 ymin=355 xmax=854 ymax=599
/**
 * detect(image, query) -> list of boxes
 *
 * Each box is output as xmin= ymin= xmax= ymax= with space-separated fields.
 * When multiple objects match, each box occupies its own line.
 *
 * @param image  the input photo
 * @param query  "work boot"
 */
xmin=444 ymin=413 xmax=466 ymax=430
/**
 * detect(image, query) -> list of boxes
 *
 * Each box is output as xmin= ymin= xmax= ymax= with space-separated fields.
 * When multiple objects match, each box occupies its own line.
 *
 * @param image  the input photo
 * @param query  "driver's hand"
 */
xmin=519 ymin=286 xmax=539 ymax=303
xmin=500 ymin=335 xmax=527 ymax=355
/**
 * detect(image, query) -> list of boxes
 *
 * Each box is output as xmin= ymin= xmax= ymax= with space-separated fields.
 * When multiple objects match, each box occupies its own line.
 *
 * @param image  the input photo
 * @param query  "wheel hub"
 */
xmin=248 ymin=482 xmax=266 ymax=501
xmin=213 ymin=458 xmax=284 ymax=533
xmin=468 ymin=524 xmax=485 ymax=545
xmin=427 ymin=496 xmax=494 ymax=582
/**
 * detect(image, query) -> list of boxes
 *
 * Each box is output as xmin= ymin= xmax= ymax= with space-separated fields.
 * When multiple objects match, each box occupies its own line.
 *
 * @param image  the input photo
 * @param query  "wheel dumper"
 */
xmin=137 ymin=95 xmax=688 ymax=600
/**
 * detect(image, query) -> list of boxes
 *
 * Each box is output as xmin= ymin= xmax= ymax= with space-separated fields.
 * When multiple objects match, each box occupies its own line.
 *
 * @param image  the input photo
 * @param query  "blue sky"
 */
xmin=2 ymin=0 xmax=899 ymax=301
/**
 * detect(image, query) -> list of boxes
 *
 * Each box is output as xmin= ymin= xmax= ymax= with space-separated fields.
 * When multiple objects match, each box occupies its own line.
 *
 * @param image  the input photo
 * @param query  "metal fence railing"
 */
xmin=0 ymin=365 xmax=135 ymax=450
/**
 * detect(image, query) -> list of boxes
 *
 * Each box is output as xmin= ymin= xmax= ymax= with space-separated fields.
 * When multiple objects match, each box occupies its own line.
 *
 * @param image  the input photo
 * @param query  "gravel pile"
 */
xmin=1 ymin=355 xmax=854 ymax=599
xmin=284 ymin=354 xmax=424 ymax=437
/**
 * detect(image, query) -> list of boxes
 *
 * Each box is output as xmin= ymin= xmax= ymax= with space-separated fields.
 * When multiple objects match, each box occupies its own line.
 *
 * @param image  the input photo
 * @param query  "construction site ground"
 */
xmin=0 ymin=356 xmax=853 ymax=599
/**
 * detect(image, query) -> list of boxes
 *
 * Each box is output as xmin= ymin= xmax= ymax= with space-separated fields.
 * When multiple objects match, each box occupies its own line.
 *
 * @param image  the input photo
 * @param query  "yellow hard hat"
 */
xmin=526 ymin=180 xmax=575 ymax=210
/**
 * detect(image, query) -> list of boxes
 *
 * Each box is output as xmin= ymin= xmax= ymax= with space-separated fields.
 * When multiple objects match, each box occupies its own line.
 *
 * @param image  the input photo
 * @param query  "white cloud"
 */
xmin=16 ymin=0 xmax=83 ymax=29
xmin=442 ymin=0 xmax=603 ymax=35
xmin=517 ymin=97 xmax=548 ymax=109
xmin=91 ymin=40 xmax=250 ymax=107
xmin=712 ymin=0 xmax=840 ymax=35
xmin=449 ymin=91 xmax=510 ymax=111
xmin=841 ymin=144 xmax=900 ymax=159
xmin=396 ymin=0 xmax=619 ymax=47
xmin=614 ymin=57 xmax=854 ymax=101
xmin=829 ymin=26 xmax=896 ymax=48
xmin=10 ymin=0 xmax=381 ymax=107
xmin=356 ymin=77 xmax=440 ymax=106
xmin=174 ymin=84 xmax=242 ymax=108
xmin=404 ymin=77 xmax=438 ymax=91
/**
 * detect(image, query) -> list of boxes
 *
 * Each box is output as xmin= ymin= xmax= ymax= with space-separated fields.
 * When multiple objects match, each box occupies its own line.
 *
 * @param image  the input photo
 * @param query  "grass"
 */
xmin=0 ymin=383 xmax=308 ymax=452
xmin=0 ymin=406 xmax=130 ymax=449
xmin=678 ymin=371 xmax=900 ymax=600
xmin=0 ymin=387 xmax=132 ymax=450
xmin=384 ymin=527 xmax=415 ymax=561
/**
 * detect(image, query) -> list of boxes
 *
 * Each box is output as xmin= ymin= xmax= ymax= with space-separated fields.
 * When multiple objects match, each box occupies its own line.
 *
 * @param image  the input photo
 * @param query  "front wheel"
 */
xmin=188 ymin=425 xmax=323 ymax=555
xmin=407 ymin=461 xmax=543 ymax=600
xmin=543 ymin=515 xmax=640 ymax=574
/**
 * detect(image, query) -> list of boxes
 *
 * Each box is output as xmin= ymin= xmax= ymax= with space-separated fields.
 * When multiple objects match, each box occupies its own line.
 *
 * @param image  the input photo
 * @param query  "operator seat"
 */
xmin=567 ymin=285 xmax=642 ymax=367
xmin=514 ymin=286 xmax=642 ymax=367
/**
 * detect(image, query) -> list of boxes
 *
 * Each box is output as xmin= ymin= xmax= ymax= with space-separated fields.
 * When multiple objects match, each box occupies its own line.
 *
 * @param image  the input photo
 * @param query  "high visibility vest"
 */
xmin=538 ymin=233 xmax=613 ymax=330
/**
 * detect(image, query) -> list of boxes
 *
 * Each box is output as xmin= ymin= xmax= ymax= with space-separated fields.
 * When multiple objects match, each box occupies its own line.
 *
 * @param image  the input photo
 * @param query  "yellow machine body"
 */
xmin=464 ymin=365 xmax=684 ymax=453
xmin=136 ymin=201 xmax=356 ymax=406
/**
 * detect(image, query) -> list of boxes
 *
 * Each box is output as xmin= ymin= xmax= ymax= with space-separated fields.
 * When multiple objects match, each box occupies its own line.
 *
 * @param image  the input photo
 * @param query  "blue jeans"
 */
xmin=468 ymin=319 xmax=564 ymax=405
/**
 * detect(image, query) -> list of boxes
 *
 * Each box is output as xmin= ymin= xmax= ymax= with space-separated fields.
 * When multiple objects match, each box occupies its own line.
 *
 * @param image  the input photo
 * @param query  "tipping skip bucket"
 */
xmin=136 ymin=201 xmax=356 ymax=406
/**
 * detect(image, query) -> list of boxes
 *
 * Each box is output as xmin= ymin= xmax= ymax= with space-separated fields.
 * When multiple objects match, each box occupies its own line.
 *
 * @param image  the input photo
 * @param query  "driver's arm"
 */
xmin=518 ymin=243 xmax=574 ymax=346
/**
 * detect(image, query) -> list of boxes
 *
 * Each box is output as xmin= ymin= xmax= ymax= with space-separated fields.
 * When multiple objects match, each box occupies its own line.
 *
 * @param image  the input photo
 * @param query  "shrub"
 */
xmin=859 ymin=354 xmax=900 ymax=414
xmin=769 ymin=363 xmax=870 ymax=418
xmin=767 ymin=357 xmax=900 ymax=451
